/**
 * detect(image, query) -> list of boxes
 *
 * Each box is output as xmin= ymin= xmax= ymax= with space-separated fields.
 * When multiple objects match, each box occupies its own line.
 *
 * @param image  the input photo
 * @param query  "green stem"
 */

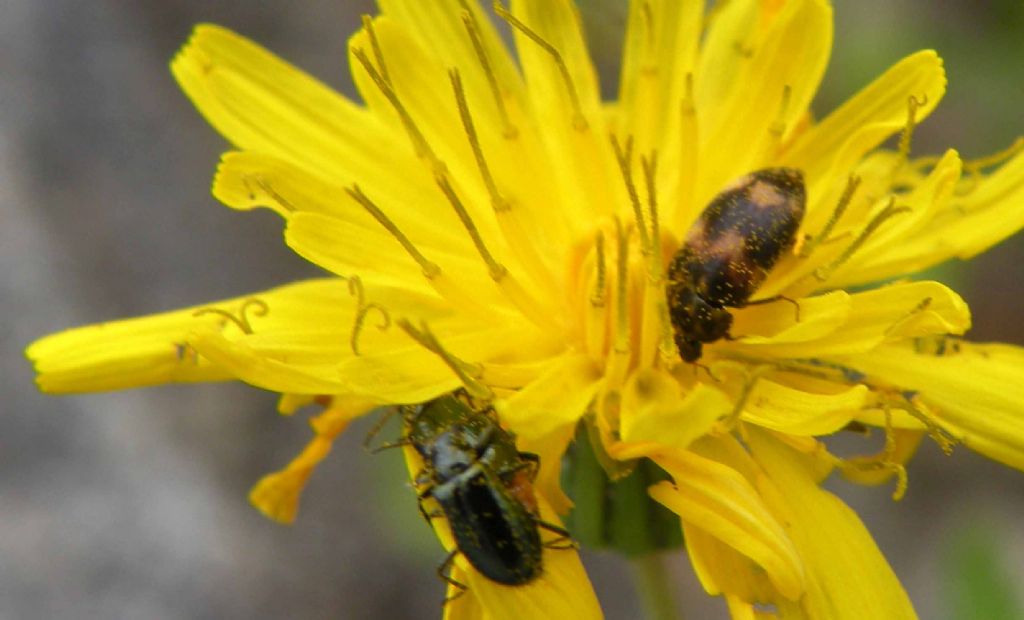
xmin=630 ymin=553 xmax=682 ymax=620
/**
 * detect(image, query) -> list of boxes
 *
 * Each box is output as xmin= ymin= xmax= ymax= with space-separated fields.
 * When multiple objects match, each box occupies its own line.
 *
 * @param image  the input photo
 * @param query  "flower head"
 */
xmin=27 ymin=1 xmax=1024 ymax=618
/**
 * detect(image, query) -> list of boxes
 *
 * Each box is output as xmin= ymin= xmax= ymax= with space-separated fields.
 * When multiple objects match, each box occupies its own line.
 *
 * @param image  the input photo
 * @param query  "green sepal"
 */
xmin=562 ymin=421 xmax=683 ymax=557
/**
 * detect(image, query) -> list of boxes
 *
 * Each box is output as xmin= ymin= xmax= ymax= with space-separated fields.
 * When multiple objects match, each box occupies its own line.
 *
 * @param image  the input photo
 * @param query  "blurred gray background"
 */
xmin=3 ymin=1 xmax=1022 ymax=619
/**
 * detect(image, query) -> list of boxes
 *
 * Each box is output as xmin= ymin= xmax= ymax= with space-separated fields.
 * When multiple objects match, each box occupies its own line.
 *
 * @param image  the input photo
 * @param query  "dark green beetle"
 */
xmin=398 ymin=393 xmax=572 ymax=596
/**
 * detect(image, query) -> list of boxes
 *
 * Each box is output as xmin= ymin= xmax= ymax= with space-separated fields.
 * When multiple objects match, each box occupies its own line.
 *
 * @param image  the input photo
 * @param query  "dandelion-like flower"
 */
xmin=27 ymin=1 xmax=1024 ymax=618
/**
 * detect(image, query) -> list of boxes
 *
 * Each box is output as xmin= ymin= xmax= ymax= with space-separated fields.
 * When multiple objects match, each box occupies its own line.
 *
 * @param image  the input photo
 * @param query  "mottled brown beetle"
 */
xmin=667 ymin=168 xmax=806 ymax=362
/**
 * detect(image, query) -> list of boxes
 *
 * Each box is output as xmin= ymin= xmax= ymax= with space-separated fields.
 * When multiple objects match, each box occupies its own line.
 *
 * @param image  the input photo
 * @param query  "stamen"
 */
xmin=493 ymin=1 xmax=589 ymax=131
xmin=449 ymin=69 xmax=508 ymax=213
xmin=898 ymin=94 xmax=928 ymax=160
xmin=720 ymin=365 xmax=773 ymax=430
xmin=638 ymin=149 xmax=663 ymax=266
xmin=449 ymin=69 xmax=558 ymax=297
xmin=351 ymin=47 xmax=443 ymax=170
xmin=458 ymin=4 xmax=517 ymax=139
xmin=433 ymin=171 xmax=507 ymax=281
xmin=360 ymin=15 xmax=391 ymax=87
xmin=769 ymin=85 xmax=793 ymax=138
xmin=642 ymin=1 xmax=655 ymax=45
xmin=893 ymin=392 xmax=957 ymax=455
xmin=838 ymin=407 xmax=909 ymax=501
xmin=799 ymin=175 xmax=861 ymax=258
xmin=907 ymin=155 xmax=943 ymax=176
xmin=882 ymin=407 xmax=910 ymax=501
xmin=347 ymin=276 xmax=392 ymax=356
xmin=956 ymin=136 xmax=1024 ymax=195
xmin=345 ymin=184 xmax=441 ymax=279
xmin=639 ymin=150 xmax=676 ymax=365
xmin=964 ymin=136 xmax=1024 ymax=171
xmin=243 ymin=175 xmax=296 ymax=212
xmin=814 ymin=198 xmax=911 ymax=282
xmin=610 ymin=134 xmax=652 ymax=255
xmin=362 ymin=407 xmax=398 ymax=450
xmin=613 ymin=220 xmax=631 ymax=355
xmin=681 ymin=72 xmax=696 ymax=117
xmin=638 ymin=1 xmax=655 ymax=45
xmin=396 ymin=319 xmax=493 ymax=401
xmin=640 ymin=1 xmax=657 ymax=74
xmin=192 ymin=298 xmax=268 ymax=335
xmin=590 ymin=230 xmax=607 ymax=307
xmin=884 ymin=297 xmax=932 ymax=337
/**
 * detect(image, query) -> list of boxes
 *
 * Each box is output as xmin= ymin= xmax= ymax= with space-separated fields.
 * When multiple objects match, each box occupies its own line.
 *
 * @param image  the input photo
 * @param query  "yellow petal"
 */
xmin=496 ymin=354 xmax=603 ymax=441
xmin=508 ymin=0 xmax=621 ymax=226
xmin=617 ymin=0 xmax=704 ymax=156
xmin=351 ymin=15 xmax=575 ymax=270
xmin=277 ymin=393 xmax=316 ymax=415
xmin=747 ymin=428 xmax=917 ymax=620
xmin=739 ymin=379 xmax=867 ymax=436
xmin=696 ymin=0 xmax=832 ymax=200
xmin=377 ymin=0 xmax=524 ymax=129
xmin=349 ymin=17 xmax=485 ymax=192
xmin=782 ymin=50 xmax=945 ymax=225
xmin=26 ymin=279 xmax=347 ymax=393
xmin=828 ymin=145 xmax=1024 ymax=285
xmin=827 ymin=150 xmax=964 ymax=288
xmin=616 ymin=373 xmax=732 ymax=452
xmin=837 ymin=342 xmax=1024 ymax=471
xmin=510 ymin=0 xmax=601 ymax=130
xmin=192 ymin=299 xmax=549 ymax=403
xmin=694 ymin=0 xmax=760 ymax=131
xmin=187 ymin=329 xmax=354 ymax=394
xmin=285 ymin=211 xmax=490 ymax=298
xmin=948 ymin=145 xmax=1024 ymax=259
xmin=727 ymin=290 xmax=852 ymax=347
xmin=249 ymin=396 xmax=374 ymax=523
xmin=36 ymin=270 xmax=508 ymax=401
xmin=729 ymin=281 xmax=970 ymax=359
xmin=726 ymin=595 xmax=793 ymax=620
xmin=684 ymin=522 xmax=775 ymax=603
xmin=171 ymin=24 xmax=405 ymax=181
xmin=647 ymin=448 xmax=804 ymax=600
xmin=212 ymin=151 xmax=468 ymax=249
xmin=516 ymin=425 xmax=577 ymax=516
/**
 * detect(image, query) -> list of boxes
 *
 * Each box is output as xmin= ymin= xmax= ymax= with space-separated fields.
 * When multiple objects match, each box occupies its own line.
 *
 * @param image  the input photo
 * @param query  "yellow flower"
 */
xmin=25 ymin=0 xmax=1024 ymax=618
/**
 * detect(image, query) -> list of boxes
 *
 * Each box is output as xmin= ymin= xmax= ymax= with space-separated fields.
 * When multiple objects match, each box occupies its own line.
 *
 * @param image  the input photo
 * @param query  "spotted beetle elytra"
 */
xmin=387 ymin=393 xmax=573 ymax=599
xmin=667 ymin=167 xmax=806 ymax=362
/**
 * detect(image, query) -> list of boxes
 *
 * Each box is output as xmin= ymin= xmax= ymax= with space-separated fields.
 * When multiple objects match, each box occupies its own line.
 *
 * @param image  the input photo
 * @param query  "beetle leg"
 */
xmin=744 ymin=294 xmax=801 ymax=322
xmin=416 ymin=485 xmax=440 ymax=522
xmin=537 ymin=520 xmax=578 ymax=549
xmin=369 ymin=438 xmax=413 ymax=454
xmin=417 ymin=498 xmax=445 ymax=523
xmin=437 ymin=550 xmax=469 ymax=604
xmin=512 ymin=452 xmax=540 ymax=482
xmin=472 ymin=423 xmax=497 ymax=458
xmin=414 ymin=468 xmax=433 ymax=487
xmin=362 ymin=407 xmax=400 ymax=451
xmin=419 ymin=505 xmax=444 ymax=521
